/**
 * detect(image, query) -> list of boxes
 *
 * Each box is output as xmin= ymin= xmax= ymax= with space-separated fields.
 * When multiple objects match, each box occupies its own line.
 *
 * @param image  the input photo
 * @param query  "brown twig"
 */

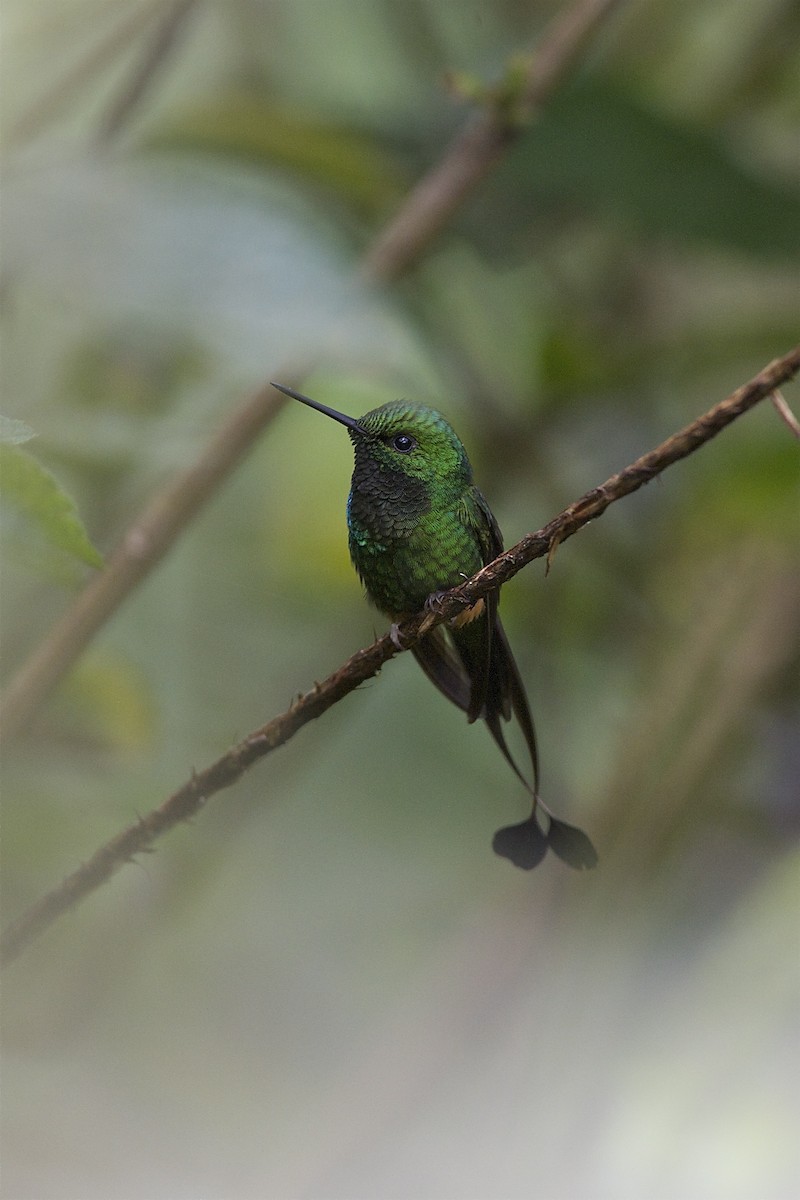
xmin=0 ymin=0 xmax=622 ymax=746
xmin=771 ymin=389 xmax=800 ymax=438
xmin=2 ymin=346 xmax=797 ymax=968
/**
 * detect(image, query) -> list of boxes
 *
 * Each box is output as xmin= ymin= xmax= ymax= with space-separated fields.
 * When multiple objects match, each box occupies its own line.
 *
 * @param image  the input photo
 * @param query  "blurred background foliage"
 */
xmin=1 ymin=1 xmax=799 ymax=1197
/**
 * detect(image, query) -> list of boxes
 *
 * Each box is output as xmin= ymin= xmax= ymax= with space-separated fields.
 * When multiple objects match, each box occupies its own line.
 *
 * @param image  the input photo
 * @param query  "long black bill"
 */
xmin=271 ymin=382 xmax=367 ymax=436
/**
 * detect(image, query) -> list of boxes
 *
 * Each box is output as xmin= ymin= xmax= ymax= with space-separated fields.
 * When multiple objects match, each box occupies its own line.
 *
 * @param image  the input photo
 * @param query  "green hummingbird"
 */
xmin=273 ymin=382 xmax=597 ymax=871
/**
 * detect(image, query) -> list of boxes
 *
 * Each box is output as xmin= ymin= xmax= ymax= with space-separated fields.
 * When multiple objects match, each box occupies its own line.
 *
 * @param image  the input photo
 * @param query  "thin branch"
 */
xmin=771 ymin=389 xmax=800 ymax=438
xmin=0 ymin=0 xmax=621 ymax=745
xmin=3 ymin=346 xmax=797 ymax=968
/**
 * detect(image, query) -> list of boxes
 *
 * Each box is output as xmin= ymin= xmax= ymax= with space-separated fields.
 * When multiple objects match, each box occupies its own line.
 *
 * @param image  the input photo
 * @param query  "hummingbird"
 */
xmin=272 ymin=382 xmax=597 ymax=871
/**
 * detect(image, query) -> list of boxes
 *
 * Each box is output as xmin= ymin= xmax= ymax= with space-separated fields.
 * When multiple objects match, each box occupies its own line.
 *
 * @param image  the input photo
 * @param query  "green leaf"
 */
xmin=150 ymin=94 xmax=405 ymax=218
xmin=474 ymin=79 xmax=800 ymax=259
xmin=0 ymin=443 xmax=103 ymax=569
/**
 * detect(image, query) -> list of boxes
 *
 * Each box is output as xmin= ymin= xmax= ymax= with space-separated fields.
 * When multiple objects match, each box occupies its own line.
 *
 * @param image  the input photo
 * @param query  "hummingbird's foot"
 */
xmin=416 ymin=592 xmax=451 ymax=638
xmin=425 ymin=589 xmax=486 ymax=630
xmin=389 ymin=622 xmax=407 ymax=650
xmin=424 ymin=590 xmax=449 ymax=613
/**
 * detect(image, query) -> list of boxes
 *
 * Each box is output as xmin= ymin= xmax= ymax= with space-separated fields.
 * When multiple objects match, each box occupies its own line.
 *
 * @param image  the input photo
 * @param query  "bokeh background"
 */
xmin=2 ymin=2 xmax=799 ymax=1197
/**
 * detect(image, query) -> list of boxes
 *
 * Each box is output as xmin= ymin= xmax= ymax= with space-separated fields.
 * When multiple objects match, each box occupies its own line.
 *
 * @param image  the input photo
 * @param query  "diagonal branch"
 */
xmin=0 ymin=0 xmax=622 ymax=746
xmin=2 ymin=346 xmax=797 ymax=968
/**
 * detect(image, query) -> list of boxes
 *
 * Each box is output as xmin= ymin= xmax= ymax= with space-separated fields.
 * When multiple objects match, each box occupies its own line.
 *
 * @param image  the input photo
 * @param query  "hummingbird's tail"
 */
xmin=413 ymin=611 xmax=597 ymax=871
xmin=484 ymin=618 xmax=598 ymax=871
xmin=492 ymin=812 xmax=598 ymax=871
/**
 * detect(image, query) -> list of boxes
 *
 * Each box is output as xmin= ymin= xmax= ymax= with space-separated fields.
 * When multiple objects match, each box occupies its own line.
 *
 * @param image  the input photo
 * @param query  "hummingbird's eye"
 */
xmin=391 ymin=432 xmax=417 ymax=454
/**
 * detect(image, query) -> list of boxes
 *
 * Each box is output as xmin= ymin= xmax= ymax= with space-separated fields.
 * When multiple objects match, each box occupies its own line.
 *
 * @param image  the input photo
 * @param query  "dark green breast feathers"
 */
xmin=272 ymin=382 xmax=597 ymax=872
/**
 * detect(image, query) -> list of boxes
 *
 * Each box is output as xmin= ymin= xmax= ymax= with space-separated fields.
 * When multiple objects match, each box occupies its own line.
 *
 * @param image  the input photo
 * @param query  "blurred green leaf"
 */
xmin=0 ymin=443 xmax=103 ymax=570
xmin=479 ymin=79 xmax=800 ymax=258
xmin=53 ymin=653 xmax=157 ymax=752
xmin=151 ymin=93 xmax=406 ymax=218
xmin=64 ymin=325 xmax=208 ymax=415
xmin=678 ymin=428 xmax=800 ymax=543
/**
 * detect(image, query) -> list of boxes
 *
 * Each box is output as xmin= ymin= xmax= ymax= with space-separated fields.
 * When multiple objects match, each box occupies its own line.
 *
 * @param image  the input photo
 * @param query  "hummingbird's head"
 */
xmin=354 ymin=401 xmax=472 ymax=489
xmin=272 ymin=383 xmax=473 ymax=490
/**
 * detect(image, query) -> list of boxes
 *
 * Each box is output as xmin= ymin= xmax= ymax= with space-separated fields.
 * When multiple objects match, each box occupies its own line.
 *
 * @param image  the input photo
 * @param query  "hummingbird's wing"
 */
xmin=409 ymin=485 xmax=501 ymax=722
xmin=462 ymin=487 xmax=504 ymax=723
